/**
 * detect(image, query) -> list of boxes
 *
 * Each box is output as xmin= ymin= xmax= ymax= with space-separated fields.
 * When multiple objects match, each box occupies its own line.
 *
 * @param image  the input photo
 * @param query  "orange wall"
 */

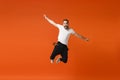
xmin=0 ymin=0 xmax=120 ymax=80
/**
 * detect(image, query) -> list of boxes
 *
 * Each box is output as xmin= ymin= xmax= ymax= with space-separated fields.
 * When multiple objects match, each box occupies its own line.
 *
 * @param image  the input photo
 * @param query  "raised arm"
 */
xmin=74 ymin=32 xmax=89 ymax=42
xmin=43 ymin=14 xmax=58 ymax=27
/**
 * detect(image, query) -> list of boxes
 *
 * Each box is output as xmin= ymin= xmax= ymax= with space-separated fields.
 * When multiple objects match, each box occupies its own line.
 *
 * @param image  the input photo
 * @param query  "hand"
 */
xmin=85 ymin=38 xmax=89 ymax=42
xmin=43 ymin=14 xmax=46 ymax=17
xmin=53 ymin=42 xmax=57 ymax=46
xmin=43 ymin=14 xmax=47 ymax=19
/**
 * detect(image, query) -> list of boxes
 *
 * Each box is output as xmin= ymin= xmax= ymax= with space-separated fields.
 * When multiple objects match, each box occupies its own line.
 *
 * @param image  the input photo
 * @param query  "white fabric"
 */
xmin=56 ymin=24 xmax=75 ymax=46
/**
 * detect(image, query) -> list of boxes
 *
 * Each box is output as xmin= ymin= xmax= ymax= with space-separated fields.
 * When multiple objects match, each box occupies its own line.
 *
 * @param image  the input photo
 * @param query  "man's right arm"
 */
xmin=43 ymin=14 xmax=58 ymax=27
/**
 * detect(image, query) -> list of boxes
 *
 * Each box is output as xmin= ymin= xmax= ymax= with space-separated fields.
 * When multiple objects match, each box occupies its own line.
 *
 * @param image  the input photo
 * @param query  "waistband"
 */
xmin=57 ymin=41 xmax=67 ymax=47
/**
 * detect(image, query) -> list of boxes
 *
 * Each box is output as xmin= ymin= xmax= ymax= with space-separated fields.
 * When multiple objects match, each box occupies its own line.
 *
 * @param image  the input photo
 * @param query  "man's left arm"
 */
xmin=74 ymin=32 xmax=89 ymax=42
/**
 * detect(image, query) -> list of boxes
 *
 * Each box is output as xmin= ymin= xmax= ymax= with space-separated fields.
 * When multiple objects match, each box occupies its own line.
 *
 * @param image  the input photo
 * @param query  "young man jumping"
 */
xmin=43 ymin=14 xmax=89 ymax=64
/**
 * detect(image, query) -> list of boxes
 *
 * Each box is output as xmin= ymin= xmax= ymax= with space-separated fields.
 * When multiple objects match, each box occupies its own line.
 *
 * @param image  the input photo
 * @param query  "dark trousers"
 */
xmin=50 ymin=42 xmax=68 ymax=63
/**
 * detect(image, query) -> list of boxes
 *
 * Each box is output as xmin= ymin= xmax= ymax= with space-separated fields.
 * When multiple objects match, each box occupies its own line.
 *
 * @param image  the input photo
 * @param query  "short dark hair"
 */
xmin=63 ymin=19 xmax=69 ymax=24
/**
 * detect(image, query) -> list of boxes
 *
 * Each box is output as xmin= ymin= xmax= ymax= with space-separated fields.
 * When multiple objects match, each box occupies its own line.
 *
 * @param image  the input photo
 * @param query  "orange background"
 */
xmin=0 ymin=0 xmax=120 ymax=80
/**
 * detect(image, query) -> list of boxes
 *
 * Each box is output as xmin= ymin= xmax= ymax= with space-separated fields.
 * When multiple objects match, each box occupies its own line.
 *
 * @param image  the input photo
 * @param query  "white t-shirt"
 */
xmin=56 ymin=24 xmax=75 ymax=46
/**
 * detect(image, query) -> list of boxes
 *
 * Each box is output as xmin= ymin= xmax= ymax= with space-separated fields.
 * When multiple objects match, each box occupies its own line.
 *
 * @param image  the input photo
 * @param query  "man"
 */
xmin=43 ymin=14 xmax=89 ymax=64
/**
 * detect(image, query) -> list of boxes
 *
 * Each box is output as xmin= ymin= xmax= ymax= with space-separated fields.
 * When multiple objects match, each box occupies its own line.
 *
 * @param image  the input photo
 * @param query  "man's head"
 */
xmin=63 ymin=19 xmax=69 ymax=29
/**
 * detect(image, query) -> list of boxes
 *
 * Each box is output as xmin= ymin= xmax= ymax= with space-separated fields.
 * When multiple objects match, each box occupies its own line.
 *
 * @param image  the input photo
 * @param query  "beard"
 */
xmin=64 ymin=26 xmax=69 ymax=30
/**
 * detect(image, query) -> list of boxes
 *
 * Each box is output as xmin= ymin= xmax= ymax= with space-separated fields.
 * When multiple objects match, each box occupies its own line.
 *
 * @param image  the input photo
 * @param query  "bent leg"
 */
xmin=50 ymin=45 xmax=61 ymax=63
xmin=60 ymin=48 xmax=68 ymax=63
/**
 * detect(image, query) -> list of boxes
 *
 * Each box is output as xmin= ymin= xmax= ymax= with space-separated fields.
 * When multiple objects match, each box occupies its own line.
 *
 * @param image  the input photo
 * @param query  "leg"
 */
xmin=56 ymin=47 xmax=68 ymax=63
xmin=60 ymin=49 xmax=68 ymax=63
xmin=50 ymin=45 xmax=61 ymax=63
